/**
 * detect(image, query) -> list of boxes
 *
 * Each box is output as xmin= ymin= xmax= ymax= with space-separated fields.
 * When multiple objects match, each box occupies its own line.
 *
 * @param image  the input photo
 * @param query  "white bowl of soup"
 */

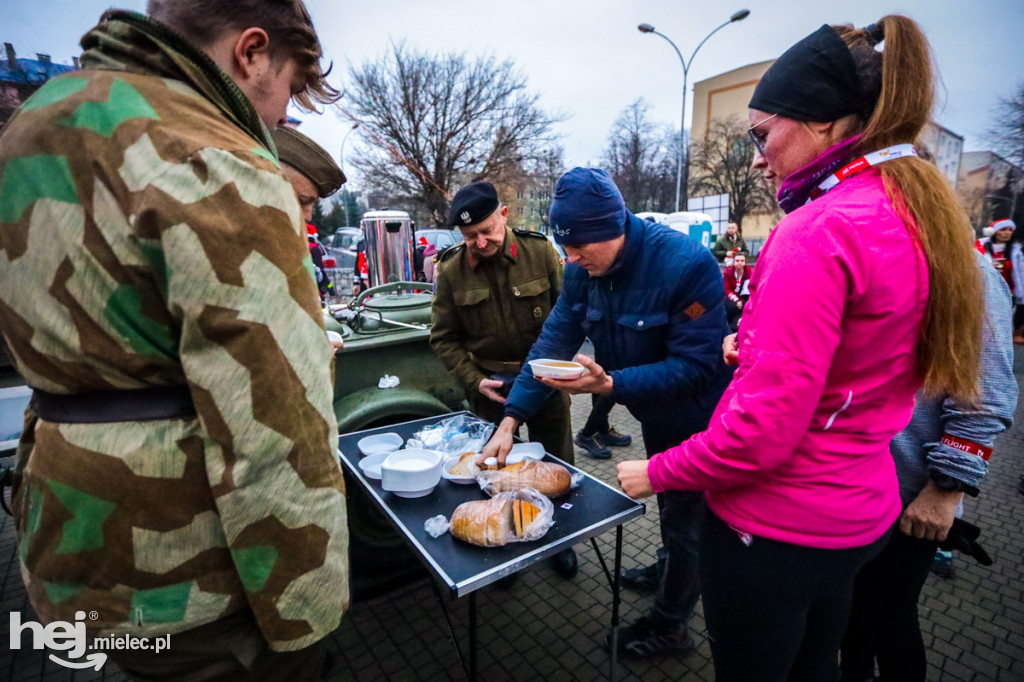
xmin=529 ymin=358 xmax=586 ymax=380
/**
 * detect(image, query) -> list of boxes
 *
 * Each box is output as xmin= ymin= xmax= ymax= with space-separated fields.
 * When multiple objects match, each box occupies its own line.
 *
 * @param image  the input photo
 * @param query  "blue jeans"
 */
xmin=640 ymin=420 xmax=705 ymax=627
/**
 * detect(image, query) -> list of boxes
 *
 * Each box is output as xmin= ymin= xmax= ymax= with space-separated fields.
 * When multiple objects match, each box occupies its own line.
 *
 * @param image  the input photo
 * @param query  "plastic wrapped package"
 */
xmin=412 ymin=414 xmax=494 ymax=457
xmin=424 ymin=489 xmax=554 ymax=547
xmin=476 ymin=460 xmax=581 ymax=499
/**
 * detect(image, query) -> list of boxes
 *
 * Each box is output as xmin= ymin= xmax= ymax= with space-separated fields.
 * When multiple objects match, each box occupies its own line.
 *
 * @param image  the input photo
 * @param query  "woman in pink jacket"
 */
xmin=616 ymin=16 xmax=983 ymax=682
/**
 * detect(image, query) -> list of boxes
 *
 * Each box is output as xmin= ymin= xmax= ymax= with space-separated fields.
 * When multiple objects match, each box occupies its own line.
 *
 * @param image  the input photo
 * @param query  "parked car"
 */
xmin=415 ymin=229 xmax=463 ymax=252
xmin=329 ymin=227 xmax=362 ymax=270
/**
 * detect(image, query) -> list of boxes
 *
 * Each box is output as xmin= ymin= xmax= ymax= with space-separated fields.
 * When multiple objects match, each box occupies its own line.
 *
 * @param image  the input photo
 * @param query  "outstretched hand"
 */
xmin=477 ymin=417 xmax=517 ymax=467
xmin=537 ymin=354 xmax=613 ymax=395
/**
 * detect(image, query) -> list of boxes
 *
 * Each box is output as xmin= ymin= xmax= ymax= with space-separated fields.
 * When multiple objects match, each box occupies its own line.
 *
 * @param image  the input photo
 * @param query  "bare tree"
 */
xmin=344 ymin=44 xmax=562 ymax=226
xmin=600 ymin=99 xmax=675 ymax=212
xmin=989 ymin=83 xmax=1024 ymax=167
xmin=529 ymin=145 xmax=565 ymax=232
xmin=690 ymin=116 xmax=775 ymax=229
xmin=986 ymin=82 xmax=1024 ymax=223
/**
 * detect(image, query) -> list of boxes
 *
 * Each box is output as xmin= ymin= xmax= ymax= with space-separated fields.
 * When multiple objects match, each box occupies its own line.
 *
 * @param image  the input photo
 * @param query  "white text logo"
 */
xmin=9 ymin=611 xmax=172 ymax=670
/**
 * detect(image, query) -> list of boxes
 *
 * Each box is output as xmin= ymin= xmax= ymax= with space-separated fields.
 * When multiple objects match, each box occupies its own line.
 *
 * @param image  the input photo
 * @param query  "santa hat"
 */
xmin=983 ymin=218 xmax=1016 ymax=238
xmin=307 ymin=224 xmax=318 ymax=236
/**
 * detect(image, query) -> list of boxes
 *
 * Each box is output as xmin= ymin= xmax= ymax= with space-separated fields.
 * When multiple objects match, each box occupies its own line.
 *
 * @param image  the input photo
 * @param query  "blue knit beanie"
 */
xmin=549 ymin=168 xmax=627 ymax=246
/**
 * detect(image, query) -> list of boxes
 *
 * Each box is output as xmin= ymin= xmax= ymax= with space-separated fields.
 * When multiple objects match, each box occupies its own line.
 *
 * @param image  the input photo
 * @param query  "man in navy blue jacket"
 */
xmin=481 ymin=167 xmax=733 ymax=658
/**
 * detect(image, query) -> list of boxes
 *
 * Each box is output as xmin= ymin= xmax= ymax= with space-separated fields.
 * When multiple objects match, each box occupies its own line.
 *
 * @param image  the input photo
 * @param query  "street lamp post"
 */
xmin=340 ymin=122 xmax=360 ymax=177
xmin=639 ymin=10 xmax=750 ymax=212
xmin=339 ymin=123 xmax=359 ymax=226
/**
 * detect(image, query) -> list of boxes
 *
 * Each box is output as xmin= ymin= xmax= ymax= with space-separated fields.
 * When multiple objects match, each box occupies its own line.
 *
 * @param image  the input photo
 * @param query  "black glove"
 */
xmin=938 ymin=518 xmax=992 ymax=566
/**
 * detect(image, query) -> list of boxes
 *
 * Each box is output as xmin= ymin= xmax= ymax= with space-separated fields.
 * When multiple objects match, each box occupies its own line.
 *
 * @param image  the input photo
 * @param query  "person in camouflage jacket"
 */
xmin=0 ymin=1 xmax=348 ymax=674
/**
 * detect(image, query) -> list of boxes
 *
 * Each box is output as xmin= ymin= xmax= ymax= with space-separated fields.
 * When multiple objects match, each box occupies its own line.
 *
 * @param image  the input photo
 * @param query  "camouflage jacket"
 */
xmin=430 ymin=228 xmax=563 ymax=393
xmin=0 ymin=11 xmax=348 ymax=651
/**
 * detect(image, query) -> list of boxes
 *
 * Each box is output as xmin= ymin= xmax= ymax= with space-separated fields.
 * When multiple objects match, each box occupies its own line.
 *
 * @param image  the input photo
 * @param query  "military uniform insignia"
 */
xmin=533 ymin=306 xmax=543 ymax=318
xmin=685 ymin=302 xmax=706 ymax=319
xmin=461 ymin=211 xmax=471 ymax=224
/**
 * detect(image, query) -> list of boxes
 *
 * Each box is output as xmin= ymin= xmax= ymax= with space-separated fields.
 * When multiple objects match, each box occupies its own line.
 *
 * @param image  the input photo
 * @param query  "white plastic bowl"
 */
xmin=357 ymin=432 xmax=403 ymax=457
xmin=529 ymin=358 xmax=586 ymax=380
xmin=392 ymin=488 xmax=435 ymax=499
xmin=506 ymin=442 xmax=545 ymax=465
xmin=381 ymin=448 xmax=443 ymax=494
xmin=357 ymin=452 xmax=390 ymax=480
xmin=441 ymin=456 xmax=479 ymax=484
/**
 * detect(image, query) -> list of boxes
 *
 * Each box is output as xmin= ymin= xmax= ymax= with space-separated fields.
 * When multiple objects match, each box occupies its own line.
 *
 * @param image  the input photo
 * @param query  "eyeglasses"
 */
xmin=747 ymin=113 xmax=778 ymax=157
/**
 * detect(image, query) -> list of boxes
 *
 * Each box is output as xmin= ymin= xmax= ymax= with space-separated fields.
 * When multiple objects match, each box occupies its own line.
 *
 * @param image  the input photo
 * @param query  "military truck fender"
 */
xmin=334 ymin=386 xmax=450 ymax=434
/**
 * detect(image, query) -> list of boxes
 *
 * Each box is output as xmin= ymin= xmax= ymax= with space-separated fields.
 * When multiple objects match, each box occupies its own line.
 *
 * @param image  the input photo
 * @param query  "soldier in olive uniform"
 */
xmin=431 ymin=182 xmax=573 ymax=461
xmin=431 ymin=181 xmax=578 ymax=577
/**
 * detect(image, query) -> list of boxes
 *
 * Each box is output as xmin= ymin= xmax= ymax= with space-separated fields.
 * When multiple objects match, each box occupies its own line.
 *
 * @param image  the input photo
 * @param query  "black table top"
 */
xmin=338 ymin=412 xmax=645 ymax=598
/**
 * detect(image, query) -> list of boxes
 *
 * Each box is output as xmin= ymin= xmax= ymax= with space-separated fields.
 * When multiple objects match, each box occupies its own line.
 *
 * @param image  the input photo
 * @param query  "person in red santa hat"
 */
xmin=981 ymin=218 xmax=1024 ymax=342
xmin=723 ymin=252 xmax=753 ymax=332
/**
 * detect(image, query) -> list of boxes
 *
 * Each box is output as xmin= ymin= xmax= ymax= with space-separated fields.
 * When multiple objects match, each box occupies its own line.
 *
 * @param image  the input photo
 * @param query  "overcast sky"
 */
xmin=5 ymin=0 xmax=1023 ymax=187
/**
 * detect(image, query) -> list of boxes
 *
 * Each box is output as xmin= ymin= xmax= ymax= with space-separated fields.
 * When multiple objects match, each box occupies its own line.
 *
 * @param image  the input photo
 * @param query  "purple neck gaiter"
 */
xmin=776 ymin=134 xmax=863 ymax=214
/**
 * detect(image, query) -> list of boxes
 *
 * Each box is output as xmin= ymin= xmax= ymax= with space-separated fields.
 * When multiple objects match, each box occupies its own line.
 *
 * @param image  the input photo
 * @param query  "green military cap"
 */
xmin=271 ymin=126 xmax=347 ymax=198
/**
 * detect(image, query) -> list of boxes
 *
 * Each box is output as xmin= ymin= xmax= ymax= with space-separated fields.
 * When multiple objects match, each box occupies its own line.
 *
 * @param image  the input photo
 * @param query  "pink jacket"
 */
xmin=648 ymin=170 xmax=928 ymax=549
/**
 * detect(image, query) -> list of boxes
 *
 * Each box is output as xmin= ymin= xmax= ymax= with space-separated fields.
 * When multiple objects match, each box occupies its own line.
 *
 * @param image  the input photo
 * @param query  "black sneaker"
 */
xmin=596 ymin=427 xmax=632 ymax=447
xmin=620 ymin=560 xmax=663 ymax=592
xmin=606 ymin=615 xmax=696 ymax=659
xmin=575 ymin=431 xmax=612 ymax=459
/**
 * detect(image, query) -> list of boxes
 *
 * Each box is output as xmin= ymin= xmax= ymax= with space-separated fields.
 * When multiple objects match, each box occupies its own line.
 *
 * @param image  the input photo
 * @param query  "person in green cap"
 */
xmin=272 ymin=125 xmax=347 ymax=301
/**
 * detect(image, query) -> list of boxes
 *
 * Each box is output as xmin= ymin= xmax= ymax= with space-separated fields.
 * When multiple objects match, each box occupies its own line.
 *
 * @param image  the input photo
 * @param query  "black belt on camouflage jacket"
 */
xmin=468 ymin=353 xmax=523 ymax=374
xmin=32 ymin=385 xmax=196 ymax=424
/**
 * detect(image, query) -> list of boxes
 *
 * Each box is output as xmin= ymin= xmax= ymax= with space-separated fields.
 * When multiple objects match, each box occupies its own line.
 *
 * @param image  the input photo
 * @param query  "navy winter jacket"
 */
xmin=505 ymin=215 xmax=733 ymax=433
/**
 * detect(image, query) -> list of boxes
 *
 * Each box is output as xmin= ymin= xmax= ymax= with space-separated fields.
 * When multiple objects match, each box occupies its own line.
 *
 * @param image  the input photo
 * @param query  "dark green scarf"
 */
xmin=79 ymin=10 xmax=276 ymax=156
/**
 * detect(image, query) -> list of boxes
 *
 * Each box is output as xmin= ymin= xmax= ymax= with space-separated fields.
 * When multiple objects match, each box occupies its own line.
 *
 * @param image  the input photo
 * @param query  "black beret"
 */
xmin=271 ymin=126 xmax=347 ymax=198
xmin=448 ymin=182 xmax=500 ymax=227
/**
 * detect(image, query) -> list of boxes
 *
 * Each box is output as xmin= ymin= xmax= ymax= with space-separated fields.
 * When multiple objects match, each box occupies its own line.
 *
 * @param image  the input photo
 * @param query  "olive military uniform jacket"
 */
xmin=0 ymin=12 xmax=348 ymax=651
xmin=430 ymin=228 xmax=563 ymax=394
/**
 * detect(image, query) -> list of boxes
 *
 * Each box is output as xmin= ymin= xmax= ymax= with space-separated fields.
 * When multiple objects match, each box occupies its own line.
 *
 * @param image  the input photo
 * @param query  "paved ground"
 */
xmin=2 ymin=350 xmax=1024 ymax=681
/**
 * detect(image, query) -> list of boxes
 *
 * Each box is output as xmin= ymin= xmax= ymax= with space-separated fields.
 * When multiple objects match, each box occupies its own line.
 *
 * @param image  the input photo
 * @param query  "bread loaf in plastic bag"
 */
xmin=476 ymin=460 xmax=580 ymax=498
xmin=424 ymin=489 xmax=554 ymax=547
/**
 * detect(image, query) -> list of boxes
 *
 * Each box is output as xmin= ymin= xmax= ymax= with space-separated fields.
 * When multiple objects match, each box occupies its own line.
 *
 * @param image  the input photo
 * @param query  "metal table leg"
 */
xmin=609 ymin=526 xmax=622 ymax=681
xmin=469 ymin=590 xmax=478 ymax=682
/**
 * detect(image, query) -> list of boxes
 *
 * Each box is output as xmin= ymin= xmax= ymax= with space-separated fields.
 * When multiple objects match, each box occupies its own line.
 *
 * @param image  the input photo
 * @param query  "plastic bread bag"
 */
xmin=476 ymin=459 xmax=582 ymax=499
xmin=412 ymin=414 xmax=494 ymax=455
xmin=441 ymin=414 xmax=495 ymax=458
xmin=424 ymin=489 xmax=555 ymax=547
